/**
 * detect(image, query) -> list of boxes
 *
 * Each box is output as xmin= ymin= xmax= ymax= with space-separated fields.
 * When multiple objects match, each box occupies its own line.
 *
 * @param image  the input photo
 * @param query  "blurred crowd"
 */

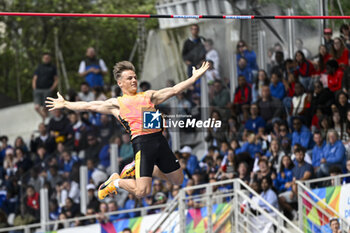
xmin=2 ymin=22 xmax=350 ymax=230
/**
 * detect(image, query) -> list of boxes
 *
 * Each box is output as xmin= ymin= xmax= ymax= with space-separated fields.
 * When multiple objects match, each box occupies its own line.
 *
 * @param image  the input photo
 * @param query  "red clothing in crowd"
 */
xmin=311 ymin=114 xmax=320 ymax=130
xmin=334 ymin=49 xmax=349 ymax=68
xmin=295 ymin=60 xmax=316 ymax=78
xmin=234 ymin=84 xmax=252 ymax=105
xmin=287 ymin=82 xmax=295 ymax=97
xmin=26 ymin=192 xmax=40 ymax=210
xmin=328 ymin=69 xmax=344 ymax=92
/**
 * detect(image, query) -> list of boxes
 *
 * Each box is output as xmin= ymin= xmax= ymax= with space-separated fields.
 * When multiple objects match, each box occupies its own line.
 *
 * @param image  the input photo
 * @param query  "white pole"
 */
xmin=287 ymin=8 xmax=295 ymax=59
xmin=40 ymin=188 xmax=49 ymax=232
xmin=258 ymin=30 xmax=267 ymax=71
xmin=110 ymin=144 xmax=120 ymax=174
xmin=170 ymin=98 xmax=181 ymax=152
xmin=79 ymin=166 xmax=88 ymax=215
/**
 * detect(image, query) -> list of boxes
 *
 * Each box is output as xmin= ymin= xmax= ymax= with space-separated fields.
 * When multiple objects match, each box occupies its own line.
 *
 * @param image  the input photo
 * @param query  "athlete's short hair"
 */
xmin=113 ymin=61 xmax=135 ymax=81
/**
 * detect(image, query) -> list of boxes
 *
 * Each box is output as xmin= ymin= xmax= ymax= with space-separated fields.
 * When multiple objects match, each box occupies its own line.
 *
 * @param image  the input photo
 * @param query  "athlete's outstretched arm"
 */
xmin=147 ymin=61 xmax=210 ymax=105
xmin=45 ymin=92 xmax=119 ymax=115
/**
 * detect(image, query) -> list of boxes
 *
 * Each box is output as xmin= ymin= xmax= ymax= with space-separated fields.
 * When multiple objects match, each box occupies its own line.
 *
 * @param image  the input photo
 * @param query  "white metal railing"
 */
xmin=0 ymin=203 xmax=168 ymax=233
xmin=235 ymin=179 xmax=302 ymax=233
xmin=301 ymin=173 xmax=350 ymax=189
xmin=296 ymin=179 xmax=350 ymax=232
xmin=1 ymin=178 xmax=305 ymax=233
xmin=149 ymin=178 xmax=301 ymax=233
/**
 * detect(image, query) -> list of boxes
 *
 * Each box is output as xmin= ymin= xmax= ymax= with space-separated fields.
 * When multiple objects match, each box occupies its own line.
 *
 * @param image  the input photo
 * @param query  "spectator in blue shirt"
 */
xmin=236 ymin=40 xmax=259 ymax=72
xmin=312 ymin=131 xmax=325 ymax=177
xmin=59 ymin=150 xmax=77 ymax=175
xmin=319 ymin=129 xmax=346 ymax=177
xmin=98 ymin=136 xmax=122 ymax=169
xmin=244 ymin=104 xmax=266 ymax=134
xmin=237 ymin=57 xmax=254 ymax=84
xmin=292 ymin=117 xmax=312 ymax=149
xmin=279 ymin=147 xmax=312 ymax=220
xmin=108 ymin=201 xmax=127 ymax=221
xmin=122 ymin=193 xmax=140 ymax=218
xmin=180 ymin=146 xmax=199 ymax=176
xmin=292 ymin=147 xmax=313 ymax=180
xmin=235 ymin=132 xmax=262 ymax=159
xmin=274 ymin=155 xmax=294 ymax=193
xmin=269 ymin=72 xmax=285 ymax=100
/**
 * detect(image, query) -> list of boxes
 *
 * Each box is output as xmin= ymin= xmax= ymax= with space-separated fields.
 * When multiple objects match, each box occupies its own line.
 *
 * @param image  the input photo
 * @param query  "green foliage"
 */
xmin=0 ymin=0 xmax=157 ymax=102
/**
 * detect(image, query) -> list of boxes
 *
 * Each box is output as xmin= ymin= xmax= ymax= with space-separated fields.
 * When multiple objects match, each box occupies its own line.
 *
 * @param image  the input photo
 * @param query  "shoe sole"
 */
xmin=98 ymin=173 xmax=119 ymax=199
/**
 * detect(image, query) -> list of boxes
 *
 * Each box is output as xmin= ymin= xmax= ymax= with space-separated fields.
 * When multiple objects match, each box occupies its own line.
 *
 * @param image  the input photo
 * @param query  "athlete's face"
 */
xmin=118 ymin=70 xmax=138 ymax=95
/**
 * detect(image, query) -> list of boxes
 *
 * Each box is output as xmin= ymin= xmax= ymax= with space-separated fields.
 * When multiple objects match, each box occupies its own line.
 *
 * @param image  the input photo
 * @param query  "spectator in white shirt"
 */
xmin=205 ymin=39 xmax=220 ymax=72
xmin=77 ymin=82 xmax=95 ymax=102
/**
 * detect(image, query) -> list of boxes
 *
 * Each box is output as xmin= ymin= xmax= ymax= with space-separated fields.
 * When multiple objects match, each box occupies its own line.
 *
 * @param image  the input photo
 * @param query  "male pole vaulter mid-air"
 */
xmin=46 ymin=61 xmax=210 ymax=199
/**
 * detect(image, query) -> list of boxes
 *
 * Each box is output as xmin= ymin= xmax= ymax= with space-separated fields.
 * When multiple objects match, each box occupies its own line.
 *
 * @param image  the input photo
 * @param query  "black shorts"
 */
xmin=132 ymin=132 xmax=180 ymax=178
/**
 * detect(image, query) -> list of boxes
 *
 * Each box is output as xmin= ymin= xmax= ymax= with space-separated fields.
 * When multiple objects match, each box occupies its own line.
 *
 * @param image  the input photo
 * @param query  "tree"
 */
xmin=0 ymin=0 xmax=157 ymax=103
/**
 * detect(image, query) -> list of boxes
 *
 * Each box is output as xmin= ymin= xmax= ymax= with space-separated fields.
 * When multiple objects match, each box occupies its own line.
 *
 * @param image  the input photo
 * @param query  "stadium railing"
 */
xmin=148 ymin=178 xmax=302 ymax=233
xmin=296 ymin=174 xmax=350 ymax=232
xmin=0 ymin=178 xmax=303 ymax=233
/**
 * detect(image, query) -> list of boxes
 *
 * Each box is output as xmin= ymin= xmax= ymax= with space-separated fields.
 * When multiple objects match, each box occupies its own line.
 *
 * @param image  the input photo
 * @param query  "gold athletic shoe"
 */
xmin=98 ymin=173 xmax=120 ymax=200
xmin=120 ymin=160 xmax=136 ymax=179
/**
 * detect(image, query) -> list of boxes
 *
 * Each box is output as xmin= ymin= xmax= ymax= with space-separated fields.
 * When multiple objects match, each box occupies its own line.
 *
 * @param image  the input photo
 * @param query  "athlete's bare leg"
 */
xmin=164 ymin=168 xmax=184 ymax=186
xmin=117 ymin=167 xmax=182 ymax=198
xmin=118 ymin=177 xmax=152 ymax=198
xmin=152 ymin=165 xmax=170 ymax=181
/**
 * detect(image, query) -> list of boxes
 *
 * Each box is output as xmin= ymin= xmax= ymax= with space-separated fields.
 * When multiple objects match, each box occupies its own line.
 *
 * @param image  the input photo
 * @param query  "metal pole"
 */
xmin=54 ymin=28 xmax=63 ymax=93
xmin=319 ymin=0 xmax=325 ymax=45
xmin=229 ymin=29 xmax=238 ymax=102
xmin=234 ymin=180 xmax=240 ymax=233
xmin=276 ymin=215 xmax=283 ymax=233
xmin=324 ymin=0 xmax=329 ymax=28
xmin=110 ymin=144 xmax=120 ymax=174
xmin=79 ymin=166 xmax=88 ymax=215
xmin=170 ymin=98 xmax=180 ymax=152
xmin=287 ymin=8 xmax=295 ymax=59
xmin=179 ymin=189 xmax=186 ymax=233
xmin=14 ymin=35 xmax=22 ymax=103
xmin=258 ymin=30 xmax=267 ymax=71
xmin=206 ymin=185 xmax=213 ymax=233
xmin=200 ymin=75 xmax=209 ymax=152
xmin=297 ymin=182 xmax=304 ymax=230
xmin=40 ymin=188 xmax=49 ymax=232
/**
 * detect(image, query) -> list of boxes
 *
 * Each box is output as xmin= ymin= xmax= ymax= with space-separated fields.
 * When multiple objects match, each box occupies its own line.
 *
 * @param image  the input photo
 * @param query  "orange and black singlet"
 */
xmin=116 ymin=92 xmax=162 ymax=140
xmin=117 ymin=92 xmax=180 ymax=178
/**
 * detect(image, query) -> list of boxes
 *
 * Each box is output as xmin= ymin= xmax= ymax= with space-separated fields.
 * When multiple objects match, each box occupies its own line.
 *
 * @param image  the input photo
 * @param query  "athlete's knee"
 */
xmin=34 ymin=105 xmax=40 ymax=111
xmin=135 ymin=187 xmax=151 ymax=198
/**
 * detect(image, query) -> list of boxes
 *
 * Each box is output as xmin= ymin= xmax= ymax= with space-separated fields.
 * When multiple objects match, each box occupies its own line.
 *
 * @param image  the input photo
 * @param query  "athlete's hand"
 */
xmin=45 ymin=92 xmax=65 ymax=111
xmin=191 ymin=61 xmax=210 ymax=79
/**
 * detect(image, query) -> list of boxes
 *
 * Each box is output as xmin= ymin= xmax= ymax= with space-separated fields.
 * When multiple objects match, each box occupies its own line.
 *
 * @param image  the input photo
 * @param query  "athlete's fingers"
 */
xmin=46 ymin=97 xmax=55 ymax=101
xmin=192 ymin=66 xmax=196 ymax=73
xmin=45 ymin=100 xmax=53 ymax=104
xmin=48 ymin=107 xmax=55 ymax=111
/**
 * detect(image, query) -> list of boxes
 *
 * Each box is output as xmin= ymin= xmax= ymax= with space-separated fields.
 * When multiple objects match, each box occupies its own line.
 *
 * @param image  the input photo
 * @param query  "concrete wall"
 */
xmin=0 ymin=102 xmax=42 ymax=145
